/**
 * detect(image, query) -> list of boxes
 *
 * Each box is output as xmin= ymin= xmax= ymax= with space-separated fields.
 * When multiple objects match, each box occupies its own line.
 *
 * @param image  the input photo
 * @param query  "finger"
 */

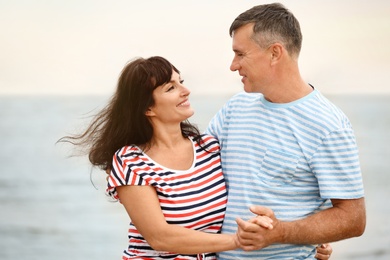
xmin=240 ymin=244 xmax=259 ymax=252
xmin=236 ymin=232 xmax=262 ymax=251
xmin=248 ymin=216 xmax=274 ymax=229
xmin=236 ymin=218 xmax=256 ymax=232
xmin=315 ymin=252 xmax=330 ymax=260
xmin=248 ymin=215 xmax=273 ymax=224
xmin=249 ymin=205 xmax=274 ymax=217
xmin=236 ymin=217 xmax=262 ymax=233
xmin=317 ymin=243 xmax=332 ymax=255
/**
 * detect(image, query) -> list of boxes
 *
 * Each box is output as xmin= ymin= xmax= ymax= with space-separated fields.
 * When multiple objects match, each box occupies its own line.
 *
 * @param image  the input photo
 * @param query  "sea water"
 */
xmin=0 ymin=94 xmax=389 ymax=260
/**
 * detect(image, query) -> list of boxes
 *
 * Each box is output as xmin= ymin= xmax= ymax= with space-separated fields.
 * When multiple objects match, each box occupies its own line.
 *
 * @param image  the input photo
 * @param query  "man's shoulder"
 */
xmin=227 ymin=91 xmax=262 ymax=106
xmin=231 ymin=91 xmax=261 ymax=99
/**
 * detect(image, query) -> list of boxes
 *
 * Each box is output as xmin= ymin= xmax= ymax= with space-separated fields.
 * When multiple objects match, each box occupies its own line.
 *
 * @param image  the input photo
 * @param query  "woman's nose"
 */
xmin=181 ymin=85 xmax=190 ymax=96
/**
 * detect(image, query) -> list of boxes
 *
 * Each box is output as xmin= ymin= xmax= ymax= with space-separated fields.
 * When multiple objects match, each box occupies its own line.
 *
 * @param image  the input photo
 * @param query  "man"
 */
xmin=206 ymin=3 xmax=366 ymax=259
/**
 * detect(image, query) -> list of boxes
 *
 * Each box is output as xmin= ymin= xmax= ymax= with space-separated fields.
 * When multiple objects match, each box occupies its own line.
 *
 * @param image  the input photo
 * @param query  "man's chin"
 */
xmin=243 ymin=84 xmax=253 ymax=93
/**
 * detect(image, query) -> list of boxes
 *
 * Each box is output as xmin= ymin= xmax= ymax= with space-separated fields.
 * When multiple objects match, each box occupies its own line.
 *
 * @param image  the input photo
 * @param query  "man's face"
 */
xmin=230 ymin=23 xmax=272 ymax=93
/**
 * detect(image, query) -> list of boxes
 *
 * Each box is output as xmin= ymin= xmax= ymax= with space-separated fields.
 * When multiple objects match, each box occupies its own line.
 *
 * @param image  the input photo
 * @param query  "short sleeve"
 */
xmin=311 ymin=128 xmax=364 ymax=199
xmin=205 ymin=100 xmax=230 ymax=139
xmin=205 ymin=92 xmax=253 ymax=140
xmin=105 ymin=146 xmax=149 ymax=201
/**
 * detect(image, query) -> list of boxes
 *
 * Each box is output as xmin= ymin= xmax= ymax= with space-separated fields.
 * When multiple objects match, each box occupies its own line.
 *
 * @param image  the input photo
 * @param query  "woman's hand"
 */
xmin=315 ymin=243 xmax=332 ymax=259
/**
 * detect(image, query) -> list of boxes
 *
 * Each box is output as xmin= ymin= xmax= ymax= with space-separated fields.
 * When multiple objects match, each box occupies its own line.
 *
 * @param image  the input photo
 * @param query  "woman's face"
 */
xmin=146 ymin=70 xmax=194 ymax=124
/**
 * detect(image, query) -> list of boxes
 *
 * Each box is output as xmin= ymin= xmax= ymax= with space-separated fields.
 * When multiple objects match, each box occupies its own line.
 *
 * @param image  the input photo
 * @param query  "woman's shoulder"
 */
xmin=193 ymin=134 xmax=220 ymax=151
xmin=198 ymin=133 xmax=218 ymax=143
xmin=114 ymin=144 xmax=143 ymax=160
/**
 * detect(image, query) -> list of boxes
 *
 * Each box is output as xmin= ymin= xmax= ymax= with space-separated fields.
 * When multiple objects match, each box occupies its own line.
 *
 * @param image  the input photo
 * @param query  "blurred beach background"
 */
xmin=1 ymin=0 xmax=390 ymax=259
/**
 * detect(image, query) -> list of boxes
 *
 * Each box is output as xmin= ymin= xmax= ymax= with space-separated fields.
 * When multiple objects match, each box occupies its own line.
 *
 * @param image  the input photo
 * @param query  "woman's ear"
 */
xmin=145 ymin=108 xmax=155 ymax=117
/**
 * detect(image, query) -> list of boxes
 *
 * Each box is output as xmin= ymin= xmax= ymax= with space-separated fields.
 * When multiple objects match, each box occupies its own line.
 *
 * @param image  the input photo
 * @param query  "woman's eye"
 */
xmin=167 ymin=86 xmax=175 ymax=92
xmin=180 ymin=80 xmax=184 ymax=84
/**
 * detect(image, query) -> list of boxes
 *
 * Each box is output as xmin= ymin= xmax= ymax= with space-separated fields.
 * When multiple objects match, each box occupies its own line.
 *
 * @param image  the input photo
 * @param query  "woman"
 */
xmin=105 ymin=56 xmax=243 ymax=259
xmin=61 ymin=56 xmax=331 ymax=259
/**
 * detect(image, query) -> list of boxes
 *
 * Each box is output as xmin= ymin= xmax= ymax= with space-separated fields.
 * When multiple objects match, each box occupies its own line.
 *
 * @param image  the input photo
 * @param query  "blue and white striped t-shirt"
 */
xmin=206 ymin=90 xmax=364 ymax=259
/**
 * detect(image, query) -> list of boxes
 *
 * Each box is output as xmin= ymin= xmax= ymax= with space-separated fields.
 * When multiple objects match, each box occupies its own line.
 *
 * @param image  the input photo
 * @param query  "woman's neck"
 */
xmin=145 ymin=133 xmax=194 ymax=171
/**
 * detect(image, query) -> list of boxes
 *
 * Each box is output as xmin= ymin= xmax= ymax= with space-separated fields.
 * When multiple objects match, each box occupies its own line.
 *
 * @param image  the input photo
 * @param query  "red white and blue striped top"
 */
xmin=106 ymin=135 xmax=227 ymax=260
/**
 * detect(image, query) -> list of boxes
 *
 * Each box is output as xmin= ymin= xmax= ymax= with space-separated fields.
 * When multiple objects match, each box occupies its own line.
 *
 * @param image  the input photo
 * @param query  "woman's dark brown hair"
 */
xmin=59 ymin=56 xmax=201 ymax=171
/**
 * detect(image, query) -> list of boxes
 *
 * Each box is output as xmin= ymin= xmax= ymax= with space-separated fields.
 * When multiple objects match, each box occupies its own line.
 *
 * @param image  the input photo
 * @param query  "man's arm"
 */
xmin=236 ymin=198 xmax=366 ymax=251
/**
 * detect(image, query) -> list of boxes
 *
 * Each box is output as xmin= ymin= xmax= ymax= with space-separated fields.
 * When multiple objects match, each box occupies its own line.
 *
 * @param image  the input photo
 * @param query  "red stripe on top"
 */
xmin=162 ymin=167 xmax=222 ymax=193
xmin=159 ymin=185 xmax=226 ymax=204
xmin=163 ymin=199 xmax=227 ymax=218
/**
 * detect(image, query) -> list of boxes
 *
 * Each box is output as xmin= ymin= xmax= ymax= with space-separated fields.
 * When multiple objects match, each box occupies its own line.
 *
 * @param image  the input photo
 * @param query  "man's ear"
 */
xmin=270 ymin=43 xmax=283 ymax=64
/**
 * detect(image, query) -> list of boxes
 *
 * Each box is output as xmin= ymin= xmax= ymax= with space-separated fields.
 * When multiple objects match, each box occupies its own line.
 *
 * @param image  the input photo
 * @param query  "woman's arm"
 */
xmin=117 ymin=184 xmax=238 ymax=254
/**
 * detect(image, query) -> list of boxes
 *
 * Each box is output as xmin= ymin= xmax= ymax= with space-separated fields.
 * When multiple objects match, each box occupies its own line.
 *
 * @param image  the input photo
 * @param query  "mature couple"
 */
xmin=64 ymin=3 xmax=365 ymax=259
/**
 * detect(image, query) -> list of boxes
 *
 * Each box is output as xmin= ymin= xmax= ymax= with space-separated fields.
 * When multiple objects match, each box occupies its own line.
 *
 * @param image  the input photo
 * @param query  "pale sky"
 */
xmin=1 ymin=0 xmax=390 ymax=96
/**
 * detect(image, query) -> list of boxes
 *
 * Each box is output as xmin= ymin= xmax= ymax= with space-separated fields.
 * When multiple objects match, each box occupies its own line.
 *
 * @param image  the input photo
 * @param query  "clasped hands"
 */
xmin=234 ymin=205 xmax=277 ymax=251
xmin=233 ymin=205 xmax=332 ymax=259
